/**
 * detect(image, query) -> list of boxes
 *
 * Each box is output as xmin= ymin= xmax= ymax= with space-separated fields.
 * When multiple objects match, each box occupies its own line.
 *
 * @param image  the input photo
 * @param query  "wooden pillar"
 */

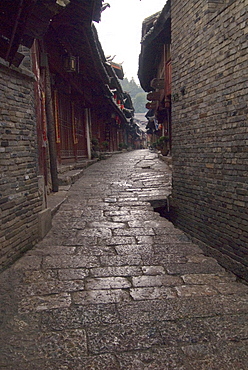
xmin=44 ymin=61 xmax=59 ymax=192
xmin=85 ymin=108 xmax=92 ymax=159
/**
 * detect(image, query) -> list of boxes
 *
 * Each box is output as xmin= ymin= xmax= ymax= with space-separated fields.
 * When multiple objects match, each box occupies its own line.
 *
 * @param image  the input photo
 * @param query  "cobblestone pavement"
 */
xmin=1 ymin=150 xmax=248 ymax=369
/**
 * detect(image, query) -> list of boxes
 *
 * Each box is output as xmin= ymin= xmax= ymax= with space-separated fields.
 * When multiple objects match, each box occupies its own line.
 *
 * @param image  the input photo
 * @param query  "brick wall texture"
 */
xmin=0 ymin=62 xmax=42 ymax=269
xmin=171 ymin=0 xmax=248 ymax=280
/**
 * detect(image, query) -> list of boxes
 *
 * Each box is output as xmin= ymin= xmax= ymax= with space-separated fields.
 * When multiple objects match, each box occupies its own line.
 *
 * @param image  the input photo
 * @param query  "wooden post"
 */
xmin=85 ymin=108 xmax=92 ymax=159
xmin=45 ymin=62 xmax=59 ymax=192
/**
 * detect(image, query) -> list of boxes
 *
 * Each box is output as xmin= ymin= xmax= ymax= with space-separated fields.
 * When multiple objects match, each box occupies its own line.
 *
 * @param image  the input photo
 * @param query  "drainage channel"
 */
xmin=149 ymin=199 xmax=172 ymax=222
xmin=149 ymin=198 xmax=191 ymax=244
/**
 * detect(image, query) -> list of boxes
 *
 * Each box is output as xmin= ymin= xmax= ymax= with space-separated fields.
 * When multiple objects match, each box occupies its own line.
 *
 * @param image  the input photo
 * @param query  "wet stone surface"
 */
xmin=0 ymin=149 xmax=248 ymax=369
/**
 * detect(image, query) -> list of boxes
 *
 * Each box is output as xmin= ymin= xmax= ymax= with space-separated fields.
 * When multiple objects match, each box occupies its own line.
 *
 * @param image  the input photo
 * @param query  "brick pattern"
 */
xmin=0 ymin=62 xmax=42 ymax=269
xmin=171 ymin=0 xmax=248 ymax=279
xmin=206 ymin=0 xmax=235 ymax=14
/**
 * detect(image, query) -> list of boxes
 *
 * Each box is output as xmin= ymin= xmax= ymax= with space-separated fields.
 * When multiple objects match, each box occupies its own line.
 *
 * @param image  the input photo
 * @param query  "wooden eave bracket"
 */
xmin=150 ymin=78 xmax=164 ymax=90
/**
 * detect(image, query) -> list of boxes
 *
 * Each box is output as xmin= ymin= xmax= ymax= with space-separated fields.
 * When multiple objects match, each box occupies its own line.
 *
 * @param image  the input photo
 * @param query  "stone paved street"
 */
xmin=0 ymin=150 xmax=248 ymax=369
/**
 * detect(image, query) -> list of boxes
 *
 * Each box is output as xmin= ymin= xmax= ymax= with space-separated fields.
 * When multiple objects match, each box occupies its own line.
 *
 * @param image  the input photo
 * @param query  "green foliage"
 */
xmin=133 ymin=92 xmax=147 ymax=113
xmin=91 ymin=138 xmax=99 ymax=152
xmin=121 ymin=77 xmax=141 ymax=97
xmin=152 ymin=136 xmax=169 ymax=156
xmin=118 ymin=142 xmax=128 ymax=150
xmin=101 ymin=141 xmax=109 ymax=151
xmin=91 ymin=137 xmax=99 ymax=146
xmin=121 ymin=77 xmax=147 ymax=113
xmin=157 ymin=136 xmax=169 ymax=146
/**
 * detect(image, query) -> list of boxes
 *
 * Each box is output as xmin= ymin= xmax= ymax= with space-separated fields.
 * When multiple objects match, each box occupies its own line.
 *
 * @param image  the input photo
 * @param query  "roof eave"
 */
xmin=138 ymin=0 xmax=171 ymax=92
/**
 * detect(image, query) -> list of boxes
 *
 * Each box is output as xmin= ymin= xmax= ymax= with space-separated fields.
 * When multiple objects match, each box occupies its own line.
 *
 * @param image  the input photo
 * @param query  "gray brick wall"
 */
xmin=171 ymin=0 xmax=248 ymax=280
xmin=0 ymin=60 xmax=43 ymax=270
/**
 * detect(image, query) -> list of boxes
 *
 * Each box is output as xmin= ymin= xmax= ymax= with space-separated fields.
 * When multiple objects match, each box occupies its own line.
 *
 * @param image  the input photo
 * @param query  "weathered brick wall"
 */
xmin=171 ymin=0 xmax=248 ymax=280
xmin=0 ymin=60 xmax=43 ymax=270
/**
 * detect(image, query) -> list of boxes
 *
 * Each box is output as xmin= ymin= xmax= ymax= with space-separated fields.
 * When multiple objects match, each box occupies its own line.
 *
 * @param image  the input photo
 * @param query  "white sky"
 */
xmin=95 ymin=0 xmax=167 ymax=83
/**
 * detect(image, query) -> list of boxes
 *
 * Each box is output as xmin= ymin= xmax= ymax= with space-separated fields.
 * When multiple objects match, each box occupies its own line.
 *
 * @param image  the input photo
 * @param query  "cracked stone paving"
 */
xmin=0 ymin=150 xmax=248 ymax=369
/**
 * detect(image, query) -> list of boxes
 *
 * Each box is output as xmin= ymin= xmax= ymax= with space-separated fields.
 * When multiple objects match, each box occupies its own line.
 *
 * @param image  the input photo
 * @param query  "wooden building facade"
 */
xmin=0 ymin=0 xmax=134 ymax=269
xmin=138 ymin=1 xmax=171 ymax=152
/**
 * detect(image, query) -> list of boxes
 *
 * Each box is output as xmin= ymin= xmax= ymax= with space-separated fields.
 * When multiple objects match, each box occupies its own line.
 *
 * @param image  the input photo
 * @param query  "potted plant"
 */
xmin=118 ymin=142 xmax=128 ymax=151
xmin=101 ymin=141 xmax=109 ymax=152
xmin=157 ymin=136 xmax=169 ymax=156
xmin=91 ymin=138 xmax=100 ymax=158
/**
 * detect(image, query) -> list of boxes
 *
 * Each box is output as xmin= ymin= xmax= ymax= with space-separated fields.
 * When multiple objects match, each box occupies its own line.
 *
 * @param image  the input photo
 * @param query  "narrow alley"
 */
xmin=0 ymin=150 xmax=247 ymax=369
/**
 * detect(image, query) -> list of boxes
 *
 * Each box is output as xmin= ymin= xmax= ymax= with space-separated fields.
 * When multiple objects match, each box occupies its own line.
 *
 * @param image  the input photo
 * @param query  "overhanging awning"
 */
xmin=138 ymin=0 xmax=171 ymax=92
xmin=0 ymin=0 xmax=103 ymax=66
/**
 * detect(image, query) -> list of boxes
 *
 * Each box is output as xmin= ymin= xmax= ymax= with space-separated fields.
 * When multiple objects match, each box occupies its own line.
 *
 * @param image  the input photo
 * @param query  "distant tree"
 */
xmin=121 ymin=77 xmax=142 ymax=98
xmin=133 ymin=92 xmax=147 ymax=113
xmin=121 ymin=77 xmax=147 ymax=113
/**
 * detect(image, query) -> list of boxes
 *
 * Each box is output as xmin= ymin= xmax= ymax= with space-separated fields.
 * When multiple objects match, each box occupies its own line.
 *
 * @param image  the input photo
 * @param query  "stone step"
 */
xmin=58 ymin=168 xmax=85 ymax=186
